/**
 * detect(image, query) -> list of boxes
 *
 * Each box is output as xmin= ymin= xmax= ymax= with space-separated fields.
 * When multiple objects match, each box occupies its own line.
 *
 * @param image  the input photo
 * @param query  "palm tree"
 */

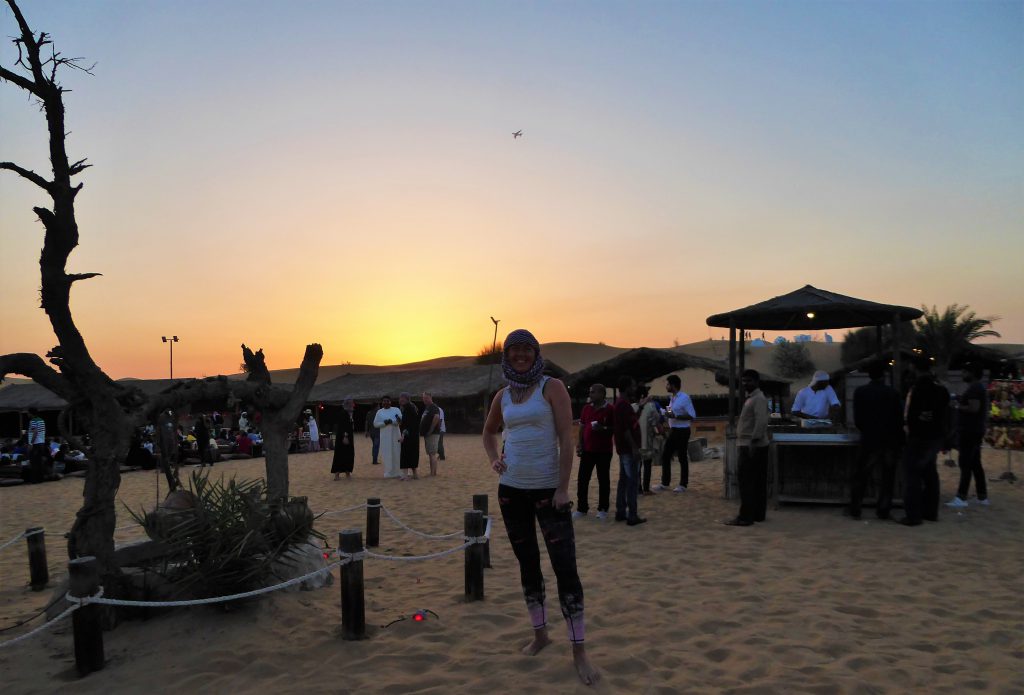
xmin=914 ymin=304 xmax=1001 ymax=377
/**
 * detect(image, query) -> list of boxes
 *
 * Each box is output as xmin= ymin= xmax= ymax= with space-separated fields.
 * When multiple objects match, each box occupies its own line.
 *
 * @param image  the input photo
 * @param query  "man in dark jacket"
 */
xmin=848 ymin=362 xmax=904 ymax=520
xmin=899 ymin=356 xmax=950 ymax=526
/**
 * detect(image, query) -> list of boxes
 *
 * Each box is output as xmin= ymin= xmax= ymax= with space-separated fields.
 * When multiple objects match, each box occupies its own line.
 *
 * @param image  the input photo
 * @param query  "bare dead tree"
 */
xmin=0 ymin=1 xmax=321 ymax=583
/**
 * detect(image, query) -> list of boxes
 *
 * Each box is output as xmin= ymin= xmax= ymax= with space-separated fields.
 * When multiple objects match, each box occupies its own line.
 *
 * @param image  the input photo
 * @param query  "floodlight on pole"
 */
xmin=485 ymin=317 xmax=501 ymax=403
xmin=161 ymin=335 xmax=179 ymax=380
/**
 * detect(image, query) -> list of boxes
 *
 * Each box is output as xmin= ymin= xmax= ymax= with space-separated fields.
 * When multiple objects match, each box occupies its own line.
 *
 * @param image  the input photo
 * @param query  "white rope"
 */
xmin=379 ymin=505 xmax=463 ymax=540
xmin=319 ymin=503 xmax=368 ymax=517
xmin=114 ymin=523 xmax=143 ymax=532
xmin=0 ymin=604 xmax=79 ymax=650
xmin=361 ymin=542 xmax=473 ymax=562
xmin=81 ymin=558 xmax=349 ymax=608
xmin=0 ymin=531 xmax=27 ymax=552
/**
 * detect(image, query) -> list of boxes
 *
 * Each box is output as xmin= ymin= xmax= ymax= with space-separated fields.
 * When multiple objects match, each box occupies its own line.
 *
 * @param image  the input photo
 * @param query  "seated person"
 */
xmin=792 ymin=371 xmax=841 ymax=421
xmin=235 ymin=431 xmax=253 ymax=456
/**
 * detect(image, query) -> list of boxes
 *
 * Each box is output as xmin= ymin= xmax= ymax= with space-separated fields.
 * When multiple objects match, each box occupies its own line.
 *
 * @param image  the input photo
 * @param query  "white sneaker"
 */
xmin=673 ymin=485 xmax=687 ymax=493
xmin=572 ymin=510 xmax=586 ymax=519
xmin=596 ymin=511 xmax=608 ymax=521
xmin=652 ymin=484 xmax=669 ymax=492
xmin=945 ymin=497 xmax=968 ymax=509
xmin=972 ymin=497 xmax=991 ymax=506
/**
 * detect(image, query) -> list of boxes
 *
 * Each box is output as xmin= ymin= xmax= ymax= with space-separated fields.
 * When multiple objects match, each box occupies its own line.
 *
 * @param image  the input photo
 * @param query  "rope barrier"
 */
xmin=361 ymin=542 xmax=472 ymax=562
xmin=0 ymin=604 xmax=79 ymax=650
xmin=319 ymin=503 xmax=368 ymax=517
xmin=0 ymin=531 xmax=27 ymax=553
xmin=379 ymin=505 xmax=463 ymax=540
xmin=81 ymin=558 xmax=349 ymax=608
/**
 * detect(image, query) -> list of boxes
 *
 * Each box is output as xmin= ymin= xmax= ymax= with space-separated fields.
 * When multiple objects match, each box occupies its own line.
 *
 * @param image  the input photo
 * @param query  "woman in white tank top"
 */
xmin=482 ymin=329 xmax=600 ymax=686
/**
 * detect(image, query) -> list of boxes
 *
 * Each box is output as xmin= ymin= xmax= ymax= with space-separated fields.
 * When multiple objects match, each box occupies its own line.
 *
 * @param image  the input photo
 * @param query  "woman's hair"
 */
xmin=502 ymin=328 xmax=545 ymax=403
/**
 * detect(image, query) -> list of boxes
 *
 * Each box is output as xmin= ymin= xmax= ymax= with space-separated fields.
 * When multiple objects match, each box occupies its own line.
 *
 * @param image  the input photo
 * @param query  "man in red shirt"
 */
xmin=575 ymin=383 xmax=615 ymax=520
xmin=613 ymin=376 xmax=646 ymax=526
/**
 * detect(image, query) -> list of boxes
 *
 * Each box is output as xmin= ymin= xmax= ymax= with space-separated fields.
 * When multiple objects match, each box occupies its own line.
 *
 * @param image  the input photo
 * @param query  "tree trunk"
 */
xmin=262 ymin=422 xmax=290 ymax=503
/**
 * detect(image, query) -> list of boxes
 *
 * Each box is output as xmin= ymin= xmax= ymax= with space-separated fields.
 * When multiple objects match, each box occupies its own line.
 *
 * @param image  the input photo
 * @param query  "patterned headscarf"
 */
xmin=502 ymin=329 xmax=545 ymax=403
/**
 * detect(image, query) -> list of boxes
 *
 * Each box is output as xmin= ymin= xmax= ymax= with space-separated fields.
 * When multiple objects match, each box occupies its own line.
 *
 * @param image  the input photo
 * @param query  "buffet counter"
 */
xmin=769 ymin=424 xmax=863 ymax=505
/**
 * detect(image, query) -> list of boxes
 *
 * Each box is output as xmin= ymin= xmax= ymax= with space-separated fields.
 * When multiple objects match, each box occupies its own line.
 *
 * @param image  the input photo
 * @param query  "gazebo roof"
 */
xmin=706 ymin=285 xmax=923 ymax=330
xmin=564 ymin=347 xmax=729 ymax=391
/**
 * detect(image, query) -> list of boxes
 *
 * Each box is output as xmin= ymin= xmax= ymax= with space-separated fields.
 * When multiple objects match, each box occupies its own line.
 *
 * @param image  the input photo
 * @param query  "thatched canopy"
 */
xmin=309 ymin=362 xmax=569 ymax=405
xmin=0 ymin=383 xmax=69 ymax=412
xmin=706 ymin=285 xmax=923 ymax=330
xmin=563 ymin=348 xmax=728 ymax=392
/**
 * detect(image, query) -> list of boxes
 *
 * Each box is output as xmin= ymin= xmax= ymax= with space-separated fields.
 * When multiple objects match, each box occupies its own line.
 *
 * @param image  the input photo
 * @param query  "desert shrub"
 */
xmin=772 ymin=341 xmax=815 ymax=379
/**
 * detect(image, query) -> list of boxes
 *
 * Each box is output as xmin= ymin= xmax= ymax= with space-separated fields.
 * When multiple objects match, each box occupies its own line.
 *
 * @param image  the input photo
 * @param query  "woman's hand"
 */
xmin=553 ymin=487 xmax=571 ymax=511
xmin=491 ymin=455 xmax=507 ymax=475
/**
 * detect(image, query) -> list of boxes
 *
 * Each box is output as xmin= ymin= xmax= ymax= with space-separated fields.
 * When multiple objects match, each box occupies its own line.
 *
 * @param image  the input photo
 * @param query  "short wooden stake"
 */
xmin=366 ymin=497 xmax=380 ymax=548
xmin=68 ymin=556 xmax=104 ymax=676
xmin=472 ymin=494 xmax=491 ymax=569
xmin=464 ymin=510 xmax=485 ymax=601
xmin=340 ymin=529 xmax=366 ymax=640
xmin=26 ymin=527 xmax=48 ymax=591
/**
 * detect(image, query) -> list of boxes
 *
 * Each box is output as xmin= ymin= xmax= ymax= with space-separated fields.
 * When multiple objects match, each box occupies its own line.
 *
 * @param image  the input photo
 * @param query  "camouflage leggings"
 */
xmin=498 ymin=484 xmax=585 ymax=643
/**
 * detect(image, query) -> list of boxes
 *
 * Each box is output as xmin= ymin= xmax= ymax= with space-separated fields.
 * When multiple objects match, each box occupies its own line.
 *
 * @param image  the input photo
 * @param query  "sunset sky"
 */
xmin=2 ymin=1 xmax=1021 ymax=379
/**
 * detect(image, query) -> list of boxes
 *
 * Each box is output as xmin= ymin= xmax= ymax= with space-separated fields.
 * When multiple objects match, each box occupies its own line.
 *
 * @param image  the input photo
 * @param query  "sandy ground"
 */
xmin=1 ymin=435 xmax=1022 ymax=694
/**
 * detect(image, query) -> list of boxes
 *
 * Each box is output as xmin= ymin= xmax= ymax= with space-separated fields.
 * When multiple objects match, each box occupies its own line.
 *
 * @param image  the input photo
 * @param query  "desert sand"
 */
xmin=1 ymin=436 xmax=1022 ymax=694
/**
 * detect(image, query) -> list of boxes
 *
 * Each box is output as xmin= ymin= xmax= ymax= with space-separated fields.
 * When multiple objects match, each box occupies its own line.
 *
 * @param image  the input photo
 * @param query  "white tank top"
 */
xmin=500 ymin=377 xmax=560 ymax=489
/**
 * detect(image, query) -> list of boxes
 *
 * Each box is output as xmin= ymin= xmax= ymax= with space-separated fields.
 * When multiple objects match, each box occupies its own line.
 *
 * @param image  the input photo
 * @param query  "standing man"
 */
xmin=305 ymin=409 xmax=320 ymax=452
xmin=195 ymin=415 xmax=212 ymax=468
xmin=947 ymin=364 xmax=989 ymax=508
xmin=725 ymin=370 xmax=770 ymax=526
xmin=613 ymin=376 xmax=646 ymax=525
xmin=26 ymin=409 xmax=47 ymax=484
xmin=637 ymin=386 xmax=665 ymax=496
xmin=420 ymin=392 xmax=442 ymax=476
xmin=792 ymin=371 xmax=841 ymax=420
xmin=398 ymin=392 xmax=420 ymax=480
xmin=655 ymin=374 xmax=696 ymax=493
xmin=899 ymin=356 xmax=950 ymax=527
xmin=437 ymin=404 xmax=447 ymax=460
xmin=848 ymin=363 xmax=904 ymax=520
xmin=374 ymin=396 xmax=403 ymax=478
xmin=574 ymin=383 xmax=615 ymax=520
xmin=365 ymin=402 xmax=381 ymax=465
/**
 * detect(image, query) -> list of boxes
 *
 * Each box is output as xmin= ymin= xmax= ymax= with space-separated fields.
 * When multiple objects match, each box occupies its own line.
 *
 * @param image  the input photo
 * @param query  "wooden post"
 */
xmin=68 ymin=556 xmax=104 ymax=676
xmin=339 ymin=529 xmax=366 ymax=640
xmin=892 ymin=315 xmax=903 ymax=395
xmin=25 ymin=527 xmax=48 ymax=591
xmin=464 ymin=510 xmax=484 ymax=601
xmin=366 ymin=497 xmax=380 ymax=548
xmin=472 ymin=494 xmax=491 ymax=568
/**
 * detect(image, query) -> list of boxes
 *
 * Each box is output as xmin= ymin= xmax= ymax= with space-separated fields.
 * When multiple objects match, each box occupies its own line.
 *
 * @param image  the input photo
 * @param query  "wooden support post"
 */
xmin=26 ymin=527 xmax=48 ymax=591
xmin=68 ymin=556 xmax=104 ymax=676
xmin=464 ymin=510 xmax=485 ymax=601
xmin=366 ymin=497 xmax=380 ymax=548
xmin=340 ymin=529 xmax=366 ymax=640
xmin=472 ymin=494 xmax=491 ymax=568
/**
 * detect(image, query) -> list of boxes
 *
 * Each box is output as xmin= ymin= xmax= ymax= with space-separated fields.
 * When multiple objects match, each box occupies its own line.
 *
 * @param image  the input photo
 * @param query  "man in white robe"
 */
xmin=373 ymin=396 xmax=403 ymax=478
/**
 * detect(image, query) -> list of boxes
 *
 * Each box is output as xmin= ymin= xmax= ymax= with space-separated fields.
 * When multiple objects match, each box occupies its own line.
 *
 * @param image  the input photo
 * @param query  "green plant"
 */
xmin=130 ymin=471 xmax=323 ymax=600
xmin=475 ymin=342 xmax=502 ymax=364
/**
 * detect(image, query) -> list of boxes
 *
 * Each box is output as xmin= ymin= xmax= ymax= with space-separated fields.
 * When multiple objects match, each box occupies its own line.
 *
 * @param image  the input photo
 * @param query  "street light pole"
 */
xmin=161 ymin=335 xmax=179 ymax=380
xmin=485 ymin=317 xmax=500 ymax=402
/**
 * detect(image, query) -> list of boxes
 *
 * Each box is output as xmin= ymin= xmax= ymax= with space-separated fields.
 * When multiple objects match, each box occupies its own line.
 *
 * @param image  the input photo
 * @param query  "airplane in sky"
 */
xmin=513 ymin=130 xmax=522 ymax=138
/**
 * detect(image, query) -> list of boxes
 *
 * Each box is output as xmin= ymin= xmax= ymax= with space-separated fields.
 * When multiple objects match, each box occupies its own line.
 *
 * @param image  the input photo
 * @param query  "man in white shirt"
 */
xmin=792 ymin=371 xmax=841 ymax=420
xmin=373 ymin=396 xmax=403 ymax=478
xmin=654 ymin=374 xmax=696 ymax=493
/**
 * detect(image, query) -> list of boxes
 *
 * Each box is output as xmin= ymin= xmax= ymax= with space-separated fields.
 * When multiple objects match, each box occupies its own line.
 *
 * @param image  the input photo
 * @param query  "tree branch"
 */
xmin=141 ymin=377 xmax=291 ymax=426
xmin=0 ymin=161 xmax=53 ymax=191
xmin=281 ymin=343 xmax=323 ymax=421
xmin=0 ymin=352 xmax=73 ymax=399
xmin=0 ymin=63 xmax=41 ymax=95
xmin=68 ymin=272 xmax=102 ymax=283
xmin=68 ymin=158 xmax=91 ymax=176
xmin=242 ymin=344 xmax=272 ymax=384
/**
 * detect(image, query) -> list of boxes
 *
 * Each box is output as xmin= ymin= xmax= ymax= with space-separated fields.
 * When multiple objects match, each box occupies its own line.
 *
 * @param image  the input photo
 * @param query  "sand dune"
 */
xmin=1 ymin=437 xmax=1022 ymax=693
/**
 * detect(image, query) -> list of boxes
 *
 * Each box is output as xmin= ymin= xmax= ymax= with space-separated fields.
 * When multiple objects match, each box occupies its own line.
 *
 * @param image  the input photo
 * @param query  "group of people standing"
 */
xmin=330 ymin=393 xmax=446 ymax=481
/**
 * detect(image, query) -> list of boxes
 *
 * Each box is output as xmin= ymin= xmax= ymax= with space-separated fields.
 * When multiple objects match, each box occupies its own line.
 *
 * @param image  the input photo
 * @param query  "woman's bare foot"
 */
xmin=521 ymin=628 xmax=552 ymax=656
xmin=572 ymin=643 xmax=600 ymax=685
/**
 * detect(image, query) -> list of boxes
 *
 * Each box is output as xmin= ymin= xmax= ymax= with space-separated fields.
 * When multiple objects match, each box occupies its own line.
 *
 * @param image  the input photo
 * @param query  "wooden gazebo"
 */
xmin=706 ymin=285 xmax=923 ymax=498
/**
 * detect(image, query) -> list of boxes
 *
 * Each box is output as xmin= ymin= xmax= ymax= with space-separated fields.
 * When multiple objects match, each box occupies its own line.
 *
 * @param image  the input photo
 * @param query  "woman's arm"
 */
xmin=482 ymin=389 xmax=506 ymax=474
xmin=545 ymin=378 xmax=575 ymax=508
